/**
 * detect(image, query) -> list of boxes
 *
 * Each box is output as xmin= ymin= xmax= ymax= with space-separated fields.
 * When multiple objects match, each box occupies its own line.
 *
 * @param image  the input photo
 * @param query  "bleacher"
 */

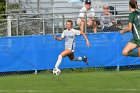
xmin=2 ymin=0 xmax=140 ymax=36
xmin=21 ymin=0 xmax=140 ymax=23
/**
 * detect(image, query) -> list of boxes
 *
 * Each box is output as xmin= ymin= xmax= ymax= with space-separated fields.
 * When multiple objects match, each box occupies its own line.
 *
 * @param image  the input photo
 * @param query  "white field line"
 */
xmin=0 ymin=89 xmax=140 ymax=92
xmin=94 ymin=89 xmax=140 ymax=91
xmin=0 ymin=90 xmax=52 ymax=93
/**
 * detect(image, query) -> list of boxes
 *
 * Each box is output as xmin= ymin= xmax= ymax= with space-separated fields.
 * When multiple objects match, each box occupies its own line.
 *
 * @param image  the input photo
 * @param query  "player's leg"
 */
xmin=67 ymin=52 xmax=74 ymax=61
xmin=68 ymin=52 xmax=83 ymax=61
xmin=122 ymin=42 xmax=138 ymax=57
xmin=137 ymin=40 xmax=140 ymax=58
xmin=68 ymin=52 xmax=88 ymax=65
xmin=54 ymin=49 xmax=73 ymax=68
xmin=138 ymin=47 xmax=140 ymax=58
xmin=60 ymin=49 xmax=73 ymax=57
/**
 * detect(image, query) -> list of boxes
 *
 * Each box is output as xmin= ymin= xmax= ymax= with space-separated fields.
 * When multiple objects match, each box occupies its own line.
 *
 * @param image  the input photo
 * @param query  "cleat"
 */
xmin=83 ymin=56 xmax=88 ymax=65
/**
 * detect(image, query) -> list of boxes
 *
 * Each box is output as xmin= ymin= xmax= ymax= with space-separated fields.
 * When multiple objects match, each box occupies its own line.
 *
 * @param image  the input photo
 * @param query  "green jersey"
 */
xmin=128 ymin=10 xmax=140 ymax=40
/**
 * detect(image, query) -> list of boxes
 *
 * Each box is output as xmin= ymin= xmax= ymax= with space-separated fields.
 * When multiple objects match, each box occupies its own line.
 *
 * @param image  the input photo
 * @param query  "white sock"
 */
xmin=74 ymin=57 xmax=83 ymax=61
xmin=55 ymin=55 xmax=62 ymax=68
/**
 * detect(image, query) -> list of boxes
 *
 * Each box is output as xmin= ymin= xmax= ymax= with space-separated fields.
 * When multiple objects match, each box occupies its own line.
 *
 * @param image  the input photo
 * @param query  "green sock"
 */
xmin=128 ymin=51 xmax=139 ymax=57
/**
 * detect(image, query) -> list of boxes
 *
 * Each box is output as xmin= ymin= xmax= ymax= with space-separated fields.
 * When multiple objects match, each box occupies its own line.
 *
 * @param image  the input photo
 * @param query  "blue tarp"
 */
xmin=0 ymin=32 xmax=140 ymax=72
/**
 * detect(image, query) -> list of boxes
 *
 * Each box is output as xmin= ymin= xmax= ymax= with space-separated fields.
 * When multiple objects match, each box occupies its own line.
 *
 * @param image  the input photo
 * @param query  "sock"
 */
xmin=128 ymin=51 xmax=139 ymax=57
xmin=73 ymin=57 xmax=83 ymax=61
xmin=55 ymin=55 xmax=62 ymax=68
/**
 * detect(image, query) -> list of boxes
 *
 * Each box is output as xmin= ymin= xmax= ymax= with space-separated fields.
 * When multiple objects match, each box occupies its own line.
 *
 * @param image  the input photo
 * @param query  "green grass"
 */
xmin=0 ymin=70 xmax=140 ymax=93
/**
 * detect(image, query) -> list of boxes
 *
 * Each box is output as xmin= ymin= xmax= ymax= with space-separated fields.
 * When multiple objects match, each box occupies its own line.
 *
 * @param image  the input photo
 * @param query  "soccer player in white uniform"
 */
xmin=53 ymin=20 xmax=90 ymax=70
xmin=77 ymin=0 xmax=97 ymax=33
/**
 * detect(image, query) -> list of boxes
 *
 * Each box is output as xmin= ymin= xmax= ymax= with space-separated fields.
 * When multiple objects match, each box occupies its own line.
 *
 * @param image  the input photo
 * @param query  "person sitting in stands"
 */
xmin=99 ymin=3 xmax=120 ymax=32
xmin=77 ymin=0 xmax=97 ymax=33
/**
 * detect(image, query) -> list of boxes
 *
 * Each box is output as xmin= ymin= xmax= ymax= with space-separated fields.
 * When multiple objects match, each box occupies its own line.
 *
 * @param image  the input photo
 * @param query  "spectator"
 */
xmin=99 ymin=3 xmax=120 ymax=31
xmin=99 ymin=3 xmax=114 ymax=31
xmin=77 ymin=0 xmax=97 ymax=33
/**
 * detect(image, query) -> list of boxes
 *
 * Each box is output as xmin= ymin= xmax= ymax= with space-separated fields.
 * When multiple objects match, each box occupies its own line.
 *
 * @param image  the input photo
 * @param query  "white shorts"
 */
xmin=65 ymin=47 xmax=75 ymax=52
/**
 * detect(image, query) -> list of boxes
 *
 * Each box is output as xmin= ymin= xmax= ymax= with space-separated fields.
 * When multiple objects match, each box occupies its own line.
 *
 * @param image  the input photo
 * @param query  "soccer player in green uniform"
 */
xmin=120 ymin=0 xmax=140 ymax=57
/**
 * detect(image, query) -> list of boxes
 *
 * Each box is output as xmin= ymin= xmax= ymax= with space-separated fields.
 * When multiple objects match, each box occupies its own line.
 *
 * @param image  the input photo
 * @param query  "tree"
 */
xmin=0 ymin=0 xmax=6 ymax=18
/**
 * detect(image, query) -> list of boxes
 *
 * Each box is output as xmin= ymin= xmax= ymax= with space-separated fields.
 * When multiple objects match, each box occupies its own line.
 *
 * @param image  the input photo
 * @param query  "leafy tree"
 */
xmin=0 ymin=0 xmax=6 ymax=19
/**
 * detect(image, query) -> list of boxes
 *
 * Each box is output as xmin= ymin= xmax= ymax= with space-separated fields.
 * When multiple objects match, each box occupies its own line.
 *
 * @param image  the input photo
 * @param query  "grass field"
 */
xmin=0 ymin=70 xmax=140 ymax=93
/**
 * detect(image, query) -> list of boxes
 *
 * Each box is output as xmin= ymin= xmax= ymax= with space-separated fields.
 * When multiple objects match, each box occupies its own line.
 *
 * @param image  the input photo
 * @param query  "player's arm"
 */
xmin=80 ymin=31 xmax=90 ymax=46
xmin=53 ymin=35 xmax=63 ymax=41
xmin=120 ymin=23 xmax=132 ymax=34
xmin=120 ymin=14 xmax=133 ymax=34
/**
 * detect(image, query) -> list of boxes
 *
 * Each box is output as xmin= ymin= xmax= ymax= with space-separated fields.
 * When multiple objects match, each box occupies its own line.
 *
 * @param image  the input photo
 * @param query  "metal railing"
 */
xmin=0 ymin=10 xmax=129 ymax=37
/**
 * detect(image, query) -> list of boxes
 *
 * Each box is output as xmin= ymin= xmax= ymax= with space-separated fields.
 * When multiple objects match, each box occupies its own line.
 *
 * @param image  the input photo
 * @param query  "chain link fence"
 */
xmin=0 ymin=13 xmax=140 ymax=76
xmin=0 ymin=12 xmax=128 ymax=36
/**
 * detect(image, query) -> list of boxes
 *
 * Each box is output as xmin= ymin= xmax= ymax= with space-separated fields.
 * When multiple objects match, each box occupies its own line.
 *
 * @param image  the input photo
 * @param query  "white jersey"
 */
xmin=61 ymin=28 xmax=81 ymax=52
xmin=77 ymin=7 xmax=95 ymax=24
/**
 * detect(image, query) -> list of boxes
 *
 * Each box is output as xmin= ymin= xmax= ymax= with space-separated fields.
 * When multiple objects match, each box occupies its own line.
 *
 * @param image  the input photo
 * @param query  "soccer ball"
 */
xmin=53 ymin=68 xmax=61 ymax=75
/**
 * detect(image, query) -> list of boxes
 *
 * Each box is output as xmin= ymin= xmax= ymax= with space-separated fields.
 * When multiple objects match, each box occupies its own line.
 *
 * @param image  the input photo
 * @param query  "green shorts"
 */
xmin=130 ymin=38 xmax=140 ymax=47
